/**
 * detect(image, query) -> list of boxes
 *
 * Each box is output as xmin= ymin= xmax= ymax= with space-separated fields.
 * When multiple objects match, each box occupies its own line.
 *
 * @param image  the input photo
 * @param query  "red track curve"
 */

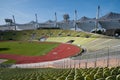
xmin=0 ymin=43 xmax=81 ymax=64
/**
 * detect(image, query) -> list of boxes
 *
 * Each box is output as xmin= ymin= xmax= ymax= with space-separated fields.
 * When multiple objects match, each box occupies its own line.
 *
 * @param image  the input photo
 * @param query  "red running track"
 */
xmin=0 ymin=43 xmax=81 ymax=64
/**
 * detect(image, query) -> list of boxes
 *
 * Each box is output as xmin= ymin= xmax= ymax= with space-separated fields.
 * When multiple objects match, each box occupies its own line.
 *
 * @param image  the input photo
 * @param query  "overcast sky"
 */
xmin=0 ymin=0 xmax=120 ymax=24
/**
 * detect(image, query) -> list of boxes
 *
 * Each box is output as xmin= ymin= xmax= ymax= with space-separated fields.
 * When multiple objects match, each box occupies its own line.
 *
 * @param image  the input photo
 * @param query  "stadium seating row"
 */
xmin=0 ymin=67 xmax=120 ymax=80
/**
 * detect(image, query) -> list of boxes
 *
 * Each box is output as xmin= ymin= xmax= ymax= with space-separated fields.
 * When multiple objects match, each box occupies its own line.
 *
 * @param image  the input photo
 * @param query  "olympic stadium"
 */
xmin=0 ymin=7 xmax=120 ymax=80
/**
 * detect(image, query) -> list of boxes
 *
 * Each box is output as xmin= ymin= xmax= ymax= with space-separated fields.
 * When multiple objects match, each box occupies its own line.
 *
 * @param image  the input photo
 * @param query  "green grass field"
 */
xmin=0 ymin=41 xmax=59 ymax=56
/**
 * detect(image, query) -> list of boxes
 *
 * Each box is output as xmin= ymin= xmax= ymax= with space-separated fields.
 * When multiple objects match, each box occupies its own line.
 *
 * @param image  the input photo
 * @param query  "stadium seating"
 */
xmin=0 ymin=29 xmax=120 ymax=63
xmin=0 ymin=29 xmax=109 ymax=41
xmin=0 ymin=29 xmax=120 ymax=80
xmin=0 ymin=67 xmax=119 ymax=80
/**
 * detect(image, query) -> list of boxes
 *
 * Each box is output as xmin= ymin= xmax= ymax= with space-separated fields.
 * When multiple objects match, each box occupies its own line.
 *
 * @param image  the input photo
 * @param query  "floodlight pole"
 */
xmin=35 ymin=13 xmax=38 ymax=23
xmin=12 ymin=15 xmax=16 ymax=30
xmin=95 ymin=5 xmax=100 ymax=33
xmin=74 ymin=10 xmax=77 ymax=31
xmin=35 ymin=13 xmax=38 ymax=29
xmin=96 ymin=6 xmax=100 ymax=21
xmin=55 ymin=12 xmax=57 ymax=27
